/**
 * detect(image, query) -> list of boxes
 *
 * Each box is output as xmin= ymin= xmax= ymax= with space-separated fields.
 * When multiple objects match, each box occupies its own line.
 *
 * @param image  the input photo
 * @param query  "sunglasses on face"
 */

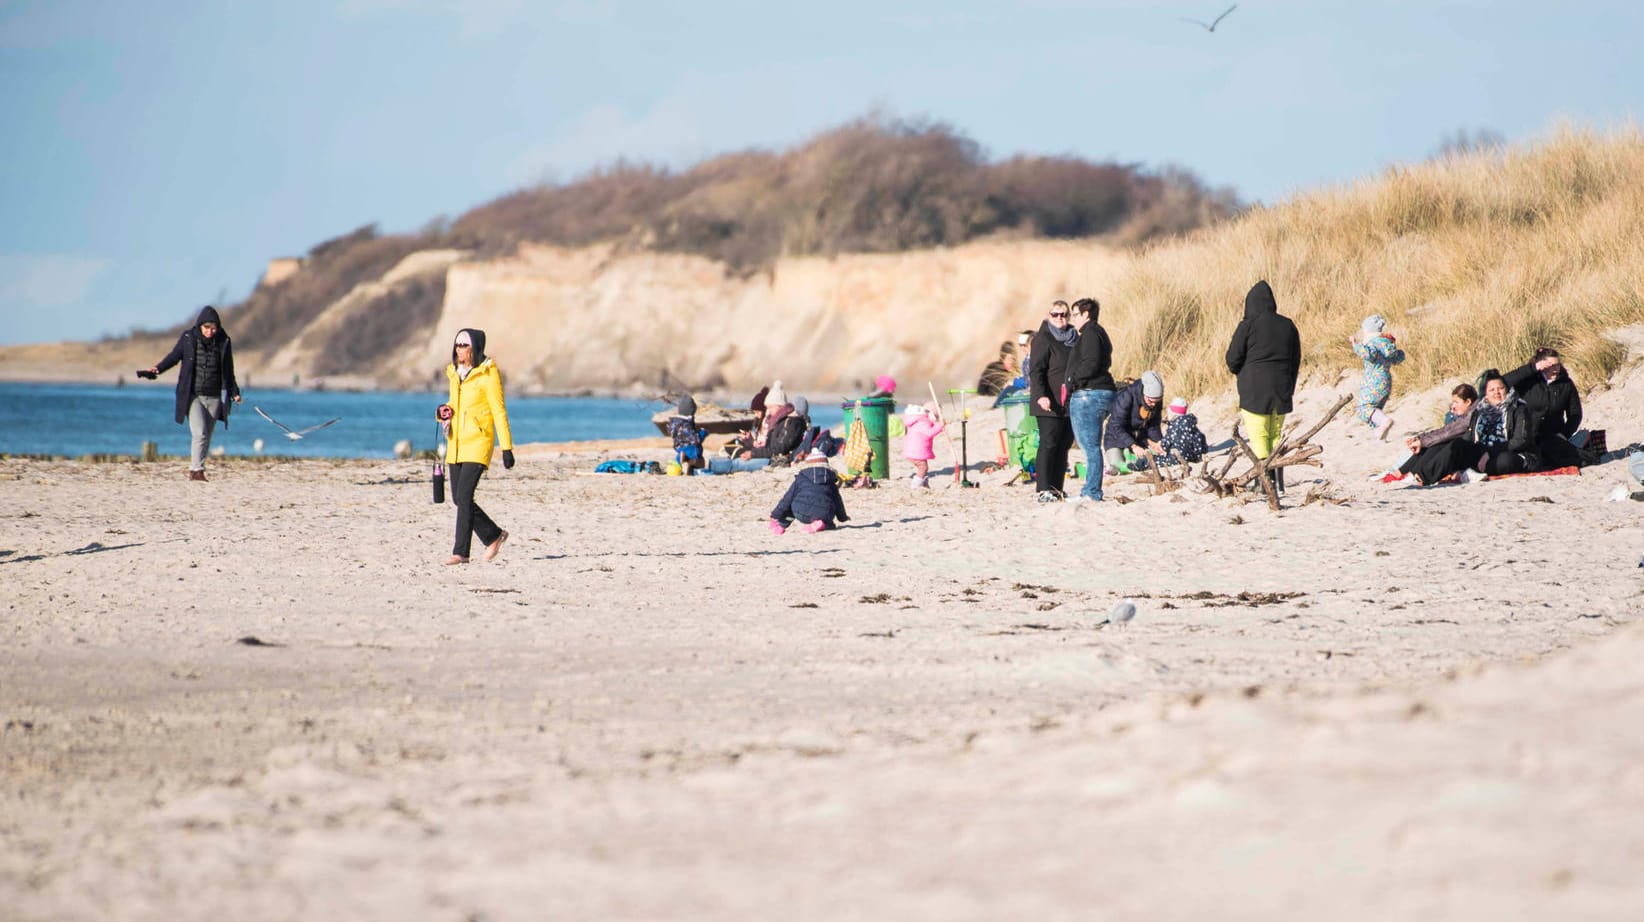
xmin=1049 ymin=312 xmax=1068 ymax=319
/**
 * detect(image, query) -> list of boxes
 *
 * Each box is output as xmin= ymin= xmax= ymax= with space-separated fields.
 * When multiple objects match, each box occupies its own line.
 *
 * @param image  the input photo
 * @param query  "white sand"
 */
xmin=4 ymin=360 xmax=1644 ymax=920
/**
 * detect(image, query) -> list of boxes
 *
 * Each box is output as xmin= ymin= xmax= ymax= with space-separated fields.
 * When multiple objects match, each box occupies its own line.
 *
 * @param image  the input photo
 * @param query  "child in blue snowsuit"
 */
xmin=666 ymin=394 xmax=708 ymax=473
xmin=1351 ymin=314 xmax=1405 ymax=440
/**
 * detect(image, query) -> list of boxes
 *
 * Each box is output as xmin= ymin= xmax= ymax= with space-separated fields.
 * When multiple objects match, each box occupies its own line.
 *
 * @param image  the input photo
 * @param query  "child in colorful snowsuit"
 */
xmin=769 ymin=447 xmax=850 ymax=534
xmin=901 ymin=403 xmax=946 ymax=488
xmin=666 ymin=394 xmax=707 ymax=473
xmin=1352 ymin=314 xmax=1405 ymax=440
xmin=1159 ymin=397 xmax=1208 ymax=464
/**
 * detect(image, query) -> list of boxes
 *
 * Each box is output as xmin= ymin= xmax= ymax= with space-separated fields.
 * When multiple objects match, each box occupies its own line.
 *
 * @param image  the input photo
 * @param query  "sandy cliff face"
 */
xmin=414 ymin=239 xmax=1129 ymax=394
xmin=0 ymin=240 xmax=1128 ymax=393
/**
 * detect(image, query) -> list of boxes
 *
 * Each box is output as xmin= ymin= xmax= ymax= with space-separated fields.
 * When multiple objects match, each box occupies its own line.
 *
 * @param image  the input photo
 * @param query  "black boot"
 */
xmin=1274 ymin=466 xmax=1285 ymax=495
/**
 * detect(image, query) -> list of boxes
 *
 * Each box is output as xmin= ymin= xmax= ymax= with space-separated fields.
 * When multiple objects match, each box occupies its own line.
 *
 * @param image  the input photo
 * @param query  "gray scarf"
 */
xmin=1049 ymin=323 xmax=1078 ymax=347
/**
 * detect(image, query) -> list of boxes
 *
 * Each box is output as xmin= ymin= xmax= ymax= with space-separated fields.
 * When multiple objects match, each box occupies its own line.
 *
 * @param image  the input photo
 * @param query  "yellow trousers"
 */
xmin=1240 ymin=410 xmax=1286 ymax=459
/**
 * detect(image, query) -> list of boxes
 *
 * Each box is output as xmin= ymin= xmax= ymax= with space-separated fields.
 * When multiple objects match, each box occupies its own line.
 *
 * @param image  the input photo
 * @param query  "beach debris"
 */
xmin=254 ymin=406 xmax=342 ymax=441
xmin=1107 ymin=599 xmax=1137 ymax=627
xmin=394 ymin=439 xmax=412 ymax=460
xmin=1199 ymin=394 xmax=1353 ymax=510
xmin=235 ymin=635 xmax=283 ymax=647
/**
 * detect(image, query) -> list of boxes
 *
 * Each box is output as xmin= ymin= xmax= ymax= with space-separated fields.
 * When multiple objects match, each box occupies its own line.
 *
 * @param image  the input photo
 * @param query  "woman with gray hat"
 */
xmin=1103 ymin=371 xmax=1166 ymax=474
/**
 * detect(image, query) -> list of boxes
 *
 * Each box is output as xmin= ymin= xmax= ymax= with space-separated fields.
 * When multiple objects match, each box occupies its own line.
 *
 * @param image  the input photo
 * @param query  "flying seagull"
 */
xmin=1107 ymin=599 xmax=1138 ymax=628
xmin=1182 ymin=3 xmax=1237 ymax=32
xmin=254 ymin=406 xmax=342 ymax=441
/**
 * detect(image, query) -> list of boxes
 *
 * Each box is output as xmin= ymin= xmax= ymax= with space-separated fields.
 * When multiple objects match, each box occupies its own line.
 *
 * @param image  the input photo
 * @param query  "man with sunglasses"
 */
xmin=1028 ymin=301 xmax=1078 ymax=501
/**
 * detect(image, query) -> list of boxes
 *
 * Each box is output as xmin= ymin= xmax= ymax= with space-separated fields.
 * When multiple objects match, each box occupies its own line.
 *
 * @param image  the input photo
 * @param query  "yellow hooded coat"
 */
xmin=445 ymin=357 xmax=513 ymax=467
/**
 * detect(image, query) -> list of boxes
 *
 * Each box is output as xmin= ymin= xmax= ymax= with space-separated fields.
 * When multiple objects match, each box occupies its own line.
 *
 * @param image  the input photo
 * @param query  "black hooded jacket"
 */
xmin=1225 ymin=280 xmax=1302 ymax=415
xmin=1065 ymin=307 xmax=1115 ymax=394
xmin=1028 ymin=320 xmax=1075 ymax=417
xmin=452 ymin=328 xmax=489 ymax=368
xmin=154 ymin=306 xmax=239 ymax=426
xmin=1503 ymin=361 xmax=1582 ymax=439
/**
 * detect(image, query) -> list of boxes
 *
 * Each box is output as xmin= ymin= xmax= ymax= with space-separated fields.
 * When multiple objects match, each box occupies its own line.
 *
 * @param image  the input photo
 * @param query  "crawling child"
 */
xmin=769 ymin=446 xmax=851 ymax=534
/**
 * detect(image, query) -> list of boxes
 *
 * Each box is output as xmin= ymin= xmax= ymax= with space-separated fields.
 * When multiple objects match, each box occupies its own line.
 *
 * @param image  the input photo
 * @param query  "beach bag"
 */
xmin=843 ymin=411 xmax=873 ymax=475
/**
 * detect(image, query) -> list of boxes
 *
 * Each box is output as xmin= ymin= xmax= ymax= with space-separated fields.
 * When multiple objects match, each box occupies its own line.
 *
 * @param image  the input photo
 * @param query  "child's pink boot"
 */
xmin=768 ymin=518 xmax=786 ymax=535
xmin=802 ymin=519 xmax=827 ymax=534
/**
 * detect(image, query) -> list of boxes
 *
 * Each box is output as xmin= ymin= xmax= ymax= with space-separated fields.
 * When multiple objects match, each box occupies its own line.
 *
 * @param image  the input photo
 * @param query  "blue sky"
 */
xmin=2 ymin=0 xmax=1640 ymax=345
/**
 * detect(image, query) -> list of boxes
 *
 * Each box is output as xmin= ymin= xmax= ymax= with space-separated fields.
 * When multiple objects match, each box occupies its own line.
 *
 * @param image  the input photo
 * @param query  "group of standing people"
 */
xmin=1027 ymin=281 xmax=1300 ymax=503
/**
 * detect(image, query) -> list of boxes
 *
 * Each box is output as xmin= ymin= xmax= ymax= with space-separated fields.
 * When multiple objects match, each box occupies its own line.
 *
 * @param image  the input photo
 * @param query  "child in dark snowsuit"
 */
xmin=1159 ymin=397 xmax=1209 ymax=464
xmin=666 ymin=394 xmax=707 ymax=473
xmin=769 ymin=447 xmax=850 ymax=534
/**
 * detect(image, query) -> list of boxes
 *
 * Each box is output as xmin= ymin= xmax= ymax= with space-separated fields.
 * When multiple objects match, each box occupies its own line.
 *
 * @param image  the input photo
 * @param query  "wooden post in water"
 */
xmin=140 ymin=441 xmax=158 ymax=463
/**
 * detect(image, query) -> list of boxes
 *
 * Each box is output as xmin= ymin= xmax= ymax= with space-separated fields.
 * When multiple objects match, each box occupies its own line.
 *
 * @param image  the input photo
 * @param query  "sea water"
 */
xmin=0 ymin=382 xmax=844 ymax=460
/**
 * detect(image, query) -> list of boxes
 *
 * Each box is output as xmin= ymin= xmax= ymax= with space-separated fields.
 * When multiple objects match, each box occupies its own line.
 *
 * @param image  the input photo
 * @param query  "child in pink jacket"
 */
xmin=901 ymin=403 xmax=945 ymax=488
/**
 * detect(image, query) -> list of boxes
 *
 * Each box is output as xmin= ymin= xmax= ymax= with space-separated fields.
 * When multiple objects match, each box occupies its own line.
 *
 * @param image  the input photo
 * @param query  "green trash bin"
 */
xmin=840 ymin=397 xmax=895 ymax=480
xmin=999 ymin=394 xmax=1037 ymax=472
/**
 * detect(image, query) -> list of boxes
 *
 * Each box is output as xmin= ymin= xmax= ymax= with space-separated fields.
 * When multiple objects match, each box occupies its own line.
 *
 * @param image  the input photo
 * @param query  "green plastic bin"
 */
xmin=999 ymin=394 xmax=1037 ymax=471
xmin=840 ymin=397 xmax=895 ymax=480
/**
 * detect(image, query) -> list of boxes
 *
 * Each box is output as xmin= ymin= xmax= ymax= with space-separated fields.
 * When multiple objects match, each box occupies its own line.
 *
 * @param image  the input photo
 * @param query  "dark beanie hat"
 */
xmin=677 ymin=394 xmax=696 ymax=417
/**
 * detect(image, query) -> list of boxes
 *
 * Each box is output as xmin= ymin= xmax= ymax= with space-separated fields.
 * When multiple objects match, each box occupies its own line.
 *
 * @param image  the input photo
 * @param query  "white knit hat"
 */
xmin=766 ymin=380 xmax=787 ymax=408
xmin=1362 ymin=314 xmax=1386 ymax=334
xmin=1168 ymin=397 xmax=1189 ymax=416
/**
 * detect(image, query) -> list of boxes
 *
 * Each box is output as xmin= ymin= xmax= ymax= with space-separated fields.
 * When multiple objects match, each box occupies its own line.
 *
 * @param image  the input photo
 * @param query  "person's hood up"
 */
xmin=451 ymin=328 xmax=488 ymax=367
xmin=196 ymin=305 xmax=223 ymax=332
xmin=1244 ymin=280 xmax=1278 ymax=320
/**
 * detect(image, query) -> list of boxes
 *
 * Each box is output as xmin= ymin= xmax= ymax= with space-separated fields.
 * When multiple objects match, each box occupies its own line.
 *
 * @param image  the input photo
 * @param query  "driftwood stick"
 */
xmin=1277 ymin=394 xmax=1353 ymax=454
xmin=1230 ymin=426 xmax=1280 ymax=510
xmin=1215 ymin=425 xmax=1243 ymax=480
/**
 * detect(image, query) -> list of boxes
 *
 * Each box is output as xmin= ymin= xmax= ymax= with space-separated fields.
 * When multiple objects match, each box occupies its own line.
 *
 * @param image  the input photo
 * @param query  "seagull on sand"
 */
xmin=254 ymin=406 xmax=342 ymax=441
xmin=1107 ymin=599 xmax=1138 ymax=628
xmin=1181 ymin=3 xmax=1237 ymax=32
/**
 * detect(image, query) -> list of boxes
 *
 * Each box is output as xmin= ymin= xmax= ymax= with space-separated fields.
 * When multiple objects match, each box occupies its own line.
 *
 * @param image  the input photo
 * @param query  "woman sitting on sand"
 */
xmin=1475 ymin=373 xmax=1538 ymax=476
xmin=1396 ymin=383 xmax=1485 ymax=486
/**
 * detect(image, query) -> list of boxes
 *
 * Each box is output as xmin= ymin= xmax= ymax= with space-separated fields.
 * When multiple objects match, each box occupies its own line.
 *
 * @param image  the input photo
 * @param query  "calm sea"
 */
xmin=0 ymin=382 xmax=845 ymax=460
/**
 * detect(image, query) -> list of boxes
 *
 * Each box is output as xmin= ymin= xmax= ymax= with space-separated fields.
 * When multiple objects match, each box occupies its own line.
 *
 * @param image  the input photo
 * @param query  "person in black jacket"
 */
xmin=1503 ymin=347 xmax=1585 ymax=468
xmin=1063 ymin=298 xmax=1116 ymax=502
xmin=1104 ymin=371 xmax=1166 ymax=473
xmin=769 ymin=448 xmax=850 ymax=534
xmin=1475 ymin=373 xmax=1539 ymax=476
xmin=1028 ymin=300 xmax=1078 ymax=501
xmin=1226 ymin=280 xmax=1302 ymax=492
xmin=144 ymin=305 xmax=242 ymax=481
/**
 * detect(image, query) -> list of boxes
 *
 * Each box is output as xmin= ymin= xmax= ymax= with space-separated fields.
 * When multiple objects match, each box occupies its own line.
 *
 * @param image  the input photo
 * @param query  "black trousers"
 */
xmin=1400 ymin=439 xmax=1482 ymax=484
xmin=1535 ymin=435 xmax=1583 ymax=470
xmin=449 ymin=462 xmax=502 ymax=557
xmin=1482 ymin=449 xmax=1533 ymax=476
xmin=1034 ymin=415 xmax=1074 ymax=495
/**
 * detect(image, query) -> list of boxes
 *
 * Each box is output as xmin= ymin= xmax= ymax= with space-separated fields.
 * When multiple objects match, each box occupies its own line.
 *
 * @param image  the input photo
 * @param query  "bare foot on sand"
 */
xmin=483 ymin=530 xmax=509 ymax=561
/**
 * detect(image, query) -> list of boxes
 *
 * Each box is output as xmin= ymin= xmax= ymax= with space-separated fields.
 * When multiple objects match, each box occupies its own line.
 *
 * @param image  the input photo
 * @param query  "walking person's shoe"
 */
xmin=482 ymin=530 xmax=509 ymax=561
xmin=187 ymin=470 xmax=207 ymax=481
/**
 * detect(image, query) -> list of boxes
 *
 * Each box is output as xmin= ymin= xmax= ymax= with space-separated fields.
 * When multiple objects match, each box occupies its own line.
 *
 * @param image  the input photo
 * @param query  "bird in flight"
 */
xmin=254 ymin=406 xmax=342 ymax=441
xmin=1182 ymin=3 xmax=1237 ymax=32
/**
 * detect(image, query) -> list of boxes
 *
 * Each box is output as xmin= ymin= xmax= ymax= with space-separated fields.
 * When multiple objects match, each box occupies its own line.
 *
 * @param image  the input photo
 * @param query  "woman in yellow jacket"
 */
xmin=440 ymin=328 xmax=515 ymax=564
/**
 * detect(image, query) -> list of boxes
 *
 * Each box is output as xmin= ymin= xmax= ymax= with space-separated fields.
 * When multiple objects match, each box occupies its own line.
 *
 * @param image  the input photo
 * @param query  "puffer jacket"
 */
xmin=445 ymin=357 xmax=513 ymax=467
xmin=770 ymin=464 xmax=850 ymax=526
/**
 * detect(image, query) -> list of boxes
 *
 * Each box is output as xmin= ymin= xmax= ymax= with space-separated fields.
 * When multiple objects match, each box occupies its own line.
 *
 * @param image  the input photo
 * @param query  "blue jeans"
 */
xmin=707 ymin=456 xmax=770 ymax=475
xmin=1068 ymin=389 xmax=1114 ymax=500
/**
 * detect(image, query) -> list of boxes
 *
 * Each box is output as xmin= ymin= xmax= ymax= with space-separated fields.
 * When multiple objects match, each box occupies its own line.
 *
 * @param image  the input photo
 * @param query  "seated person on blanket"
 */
xmin=1103 ymin=371 xmax=1166 ymax=474
xmin=1471 ymin=373 xmax=1539 ymax=476
xmin=769 ymin=446 xmax=851 ymax=534
xmin=1396 ymin=384 xmax=1488 ymax=486
xmin=727 ymin=384 xmax=771 ymax=456
xmin=742 ymin=394 xmax=809 ymax=462
xmin=665 ymin=394 xmax=708 ymax=473
xmin=1159 ymin=397 xmax=1208 ymax=464
xmin=1501 ymin=347 xmax=1587 ymax=468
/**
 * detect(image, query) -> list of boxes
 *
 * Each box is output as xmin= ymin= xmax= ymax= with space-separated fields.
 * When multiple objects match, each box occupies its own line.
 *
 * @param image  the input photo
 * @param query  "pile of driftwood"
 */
xmin=1136 ymin=394 xmax=1353 ymax=510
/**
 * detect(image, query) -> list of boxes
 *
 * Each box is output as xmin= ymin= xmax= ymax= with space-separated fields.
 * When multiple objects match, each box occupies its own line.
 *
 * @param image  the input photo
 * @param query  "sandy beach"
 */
xmin=4 ymin=370 xmax=1644 ymax=920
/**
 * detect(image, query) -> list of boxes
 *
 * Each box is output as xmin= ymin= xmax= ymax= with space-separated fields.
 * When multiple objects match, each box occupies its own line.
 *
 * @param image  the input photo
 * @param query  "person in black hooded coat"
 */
xmin=146 ymin=305 xmax=241 ymax=481
xmin=1225 ymin=280 xmax=1301 ymax=490
xmin=1028 ymin=300 xmax=1077 ymax=500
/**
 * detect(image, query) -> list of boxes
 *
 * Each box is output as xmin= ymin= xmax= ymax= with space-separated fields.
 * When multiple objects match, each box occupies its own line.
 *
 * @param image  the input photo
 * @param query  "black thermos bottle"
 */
xmin=432 ymin=462 xmax=445 ymax=504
